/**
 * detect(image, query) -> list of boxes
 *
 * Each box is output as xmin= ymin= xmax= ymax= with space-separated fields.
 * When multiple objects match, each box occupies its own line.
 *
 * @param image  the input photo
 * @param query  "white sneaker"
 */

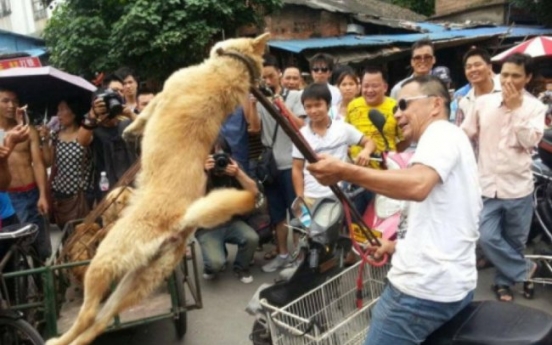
xmin=234 ymin=268 xmax=254 ymax=284
xmin=262 ymin=255 xmax=292 ymax=273
xmin=203 ymin=269 xmax=216 ymax=280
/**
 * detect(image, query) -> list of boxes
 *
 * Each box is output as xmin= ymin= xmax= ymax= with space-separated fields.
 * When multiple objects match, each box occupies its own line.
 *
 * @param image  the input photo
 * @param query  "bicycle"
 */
xmin=0 ymin=223 xmax=45 ymax=345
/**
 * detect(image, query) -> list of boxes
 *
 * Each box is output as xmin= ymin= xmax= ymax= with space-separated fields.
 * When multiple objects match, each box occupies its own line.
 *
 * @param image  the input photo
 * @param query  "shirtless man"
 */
xmin=0 ymin=89 xmax=51 ymax=260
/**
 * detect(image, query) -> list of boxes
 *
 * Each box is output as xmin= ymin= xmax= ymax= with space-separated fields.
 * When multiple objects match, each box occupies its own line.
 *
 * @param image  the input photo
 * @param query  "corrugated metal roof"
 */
xmin=283 ymin=0 xmax=426 ymax=22
xmin=268 ymin=26 xmax=552 ymax=53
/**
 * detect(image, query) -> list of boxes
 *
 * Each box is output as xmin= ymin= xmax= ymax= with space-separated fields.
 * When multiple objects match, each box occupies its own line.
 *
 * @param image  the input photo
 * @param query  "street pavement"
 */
xmin=83 ymin=241 xmax=552 ymax=345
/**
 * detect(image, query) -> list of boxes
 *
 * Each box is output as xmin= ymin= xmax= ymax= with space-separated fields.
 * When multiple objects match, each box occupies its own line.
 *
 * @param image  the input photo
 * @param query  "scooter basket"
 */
xmin=259 ymin=261 xmax=389 ymax=345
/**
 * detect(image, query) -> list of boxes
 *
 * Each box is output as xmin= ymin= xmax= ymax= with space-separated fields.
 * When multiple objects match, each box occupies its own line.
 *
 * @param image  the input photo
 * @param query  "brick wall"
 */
xmin=435 ymin=0 xmax=506 ymax=16
xmin=264 ymin=6 xmax=347 ymax=40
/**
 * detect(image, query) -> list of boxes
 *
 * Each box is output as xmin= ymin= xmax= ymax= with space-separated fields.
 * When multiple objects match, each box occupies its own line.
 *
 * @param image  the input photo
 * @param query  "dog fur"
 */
xmin=66 ymin=186 xmax=135 ymax=285
xmin=46 ymin=33 xmax=270 ymax=345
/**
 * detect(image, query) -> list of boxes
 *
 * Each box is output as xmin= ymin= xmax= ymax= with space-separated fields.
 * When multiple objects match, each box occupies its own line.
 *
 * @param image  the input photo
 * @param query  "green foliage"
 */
xmin=385 ymin=0 xmax=435 ymax=17
xmin=44 ymin=0 xmax=282 ymax=81
xmin=511 ymin=0 xmax=552 ymax=26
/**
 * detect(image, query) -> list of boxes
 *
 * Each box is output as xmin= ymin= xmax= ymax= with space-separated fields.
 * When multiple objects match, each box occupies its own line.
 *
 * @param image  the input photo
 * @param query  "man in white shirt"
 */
xmin=390 ymin=39 xmax=436 ymax=100
xmin=307 ymin=75 xmax=481 ymax=345
xmin=291 ymin=83 xmax=375 ymax=205
xmin=457 ymin=48 xmax=501 ymax=126
xmin=309 ymin=53 xmax=341 ymax=107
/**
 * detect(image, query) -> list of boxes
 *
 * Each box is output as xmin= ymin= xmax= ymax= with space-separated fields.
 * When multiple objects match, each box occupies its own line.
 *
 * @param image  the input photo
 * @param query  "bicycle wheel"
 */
xmin=0 ymin=316 xmax=44 ymax=345
xmin=12 ymin=248 xmax=42 ymax=327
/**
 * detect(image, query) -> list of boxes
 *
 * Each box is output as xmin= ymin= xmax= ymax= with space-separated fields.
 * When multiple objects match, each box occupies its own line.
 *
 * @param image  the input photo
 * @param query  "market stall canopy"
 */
xmin=0 ymin=66 xmax=96 ymax=115
xmin=492 ymin=36 xmax=552 ymax=61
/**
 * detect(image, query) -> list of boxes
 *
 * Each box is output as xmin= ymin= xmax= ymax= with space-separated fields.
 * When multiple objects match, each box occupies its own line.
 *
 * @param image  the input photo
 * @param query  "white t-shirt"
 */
xmin=328 ymin=84 xmax=342 ymax=107
xmin=388 ymin=120 xmax=482 ymax=303
xmin=292 ymin=120 xmax=363 ymax=198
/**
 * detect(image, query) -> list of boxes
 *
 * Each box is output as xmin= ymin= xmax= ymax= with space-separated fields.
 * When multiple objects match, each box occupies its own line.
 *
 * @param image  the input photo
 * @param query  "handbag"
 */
xmin=254 ymin=89 xmax=289 ymax=185
xmin=50 ymin=136 xmax=91 ymax=229
xmin=52 ymin=191 xmax=89 ymax=229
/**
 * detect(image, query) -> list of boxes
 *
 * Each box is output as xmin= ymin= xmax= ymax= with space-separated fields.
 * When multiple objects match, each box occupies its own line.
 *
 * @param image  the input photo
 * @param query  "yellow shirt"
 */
xmin=346 ymin=96 xmax=403 ymax=166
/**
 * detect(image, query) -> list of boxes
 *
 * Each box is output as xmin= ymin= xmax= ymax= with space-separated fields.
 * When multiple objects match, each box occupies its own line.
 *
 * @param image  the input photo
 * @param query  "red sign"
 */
xmin=0 ymin=57 xmax=42 ymax=70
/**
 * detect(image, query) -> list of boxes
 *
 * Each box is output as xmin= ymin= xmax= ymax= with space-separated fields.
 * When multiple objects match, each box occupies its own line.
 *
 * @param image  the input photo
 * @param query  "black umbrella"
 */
xmin=0 ymin=66 xmax=97 ymax=121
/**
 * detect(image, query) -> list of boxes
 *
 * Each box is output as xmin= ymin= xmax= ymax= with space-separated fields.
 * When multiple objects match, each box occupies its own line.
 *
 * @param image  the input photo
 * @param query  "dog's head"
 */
xmin=102 ymin=186 xmax=135 ymax=225
xmin=210 ymin=33 xmax=270 ymax=79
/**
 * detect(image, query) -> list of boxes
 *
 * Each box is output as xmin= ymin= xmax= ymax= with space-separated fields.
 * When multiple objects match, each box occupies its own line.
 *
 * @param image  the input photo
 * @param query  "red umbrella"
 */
xmin=492 ymin=36 xmax=552 ymax=61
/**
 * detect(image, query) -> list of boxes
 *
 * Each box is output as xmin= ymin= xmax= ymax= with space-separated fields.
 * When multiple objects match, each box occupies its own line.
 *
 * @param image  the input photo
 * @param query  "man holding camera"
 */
xmin=78 ymin=75 xmax=139 ymax=197
xmin=196 ymin=135 xmax=259 ymax=283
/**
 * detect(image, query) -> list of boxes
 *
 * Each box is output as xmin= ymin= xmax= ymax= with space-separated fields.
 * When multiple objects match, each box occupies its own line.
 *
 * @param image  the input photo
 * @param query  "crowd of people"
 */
xmin=0 ymin=35 xmax=551 ymax=344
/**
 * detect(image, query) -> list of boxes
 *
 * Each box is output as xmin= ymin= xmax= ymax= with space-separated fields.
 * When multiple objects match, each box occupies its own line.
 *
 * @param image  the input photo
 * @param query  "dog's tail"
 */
xmin=178 ymin=188 xmax=256 ymax=230
xmin=131 ymin=188 xmax=257 ymax=269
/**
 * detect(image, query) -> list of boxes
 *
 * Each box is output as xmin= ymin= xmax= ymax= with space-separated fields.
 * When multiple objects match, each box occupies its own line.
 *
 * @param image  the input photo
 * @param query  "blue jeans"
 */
xmin=364 ymin=284 xmax=474 ymax=345
xmin=264 ymin=169 xmax=296 ymax=226
xmin=478 ymin=195 xmax=534 ymax=286
xmin=195 ymin=219 xmax=259 ymax=272
xmin=8 ymin=187 xmax=52 ymax=261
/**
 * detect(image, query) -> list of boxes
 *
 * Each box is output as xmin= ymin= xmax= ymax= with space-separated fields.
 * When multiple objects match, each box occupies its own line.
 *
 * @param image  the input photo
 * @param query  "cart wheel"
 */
xmin=250 ymin=320 xmax=273 ymax=345
xmin=173 ymin=266 xmax=187 ymax=339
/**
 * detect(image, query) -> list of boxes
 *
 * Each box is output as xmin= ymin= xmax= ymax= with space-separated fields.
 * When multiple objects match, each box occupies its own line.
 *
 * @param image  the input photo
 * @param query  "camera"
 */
xmin=212 ymin=153 xmax=230 ymax=173
xmin=96 ymin=89 xmax=124 ymax=119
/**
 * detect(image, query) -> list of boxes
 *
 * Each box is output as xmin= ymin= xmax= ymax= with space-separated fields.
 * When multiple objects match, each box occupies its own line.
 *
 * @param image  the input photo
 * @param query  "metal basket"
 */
xmin=259 ymin=261 xmax=389 ymax=345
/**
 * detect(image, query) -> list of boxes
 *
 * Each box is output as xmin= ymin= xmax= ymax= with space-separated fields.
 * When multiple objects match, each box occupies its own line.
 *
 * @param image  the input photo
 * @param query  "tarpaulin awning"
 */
xmin=268 ymin=26 xmax=552 ymax=54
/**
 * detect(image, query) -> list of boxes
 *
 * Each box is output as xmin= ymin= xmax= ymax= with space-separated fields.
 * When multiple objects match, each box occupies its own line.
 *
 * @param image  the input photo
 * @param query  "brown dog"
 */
xmin=46 ymin=33 xmax=270 ymax=345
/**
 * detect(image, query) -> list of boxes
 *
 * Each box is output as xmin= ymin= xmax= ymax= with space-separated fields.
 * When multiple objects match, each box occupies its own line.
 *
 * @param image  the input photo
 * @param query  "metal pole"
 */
xmin=249 ymin=86 xmax=381 ymax=247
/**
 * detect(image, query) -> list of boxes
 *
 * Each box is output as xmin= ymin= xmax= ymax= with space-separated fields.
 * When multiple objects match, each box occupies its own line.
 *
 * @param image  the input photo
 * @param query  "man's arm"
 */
xmin=77 ymin=109 xmax=97 ymax=147
xmin=307 ymin=155 xmax=441 ymax=202
xmin=234 ymin=165 xmax=259 ymax=195
xmin=0 ymin=149 xmax=11 ymax=190
xmin=246 ymin=97 xmax=261 ymax=134
xmin=78 ymin=99 xmax=110 ymax=147
xmin=29 ymin=127 xmax=49 ymax=214
xmin=460 ymin=100 xmax=479 ymax=140
xmin=354 ymin=136 xmax=376 ymax=166
xmin=292 ymin=158 xmax=305 ymax=198
xmin=510 ymin=102 xmax=545 ymax=149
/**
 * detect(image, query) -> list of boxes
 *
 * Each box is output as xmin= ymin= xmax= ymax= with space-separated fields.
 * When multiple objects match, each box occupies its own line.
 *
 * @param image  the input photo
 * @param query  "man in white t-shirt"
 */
xmin=291 ymin=83 xmax=375 ymax=206
xmin=307 ymin=75 xmax=482 ymax=345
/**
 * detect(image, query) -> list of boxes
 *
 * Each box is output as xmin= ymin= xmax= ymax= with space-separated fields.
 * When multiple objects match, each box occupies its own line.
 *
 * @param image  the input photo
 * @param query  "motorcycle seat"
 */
xmin=424 ymin=301 xmax=552 ymax=345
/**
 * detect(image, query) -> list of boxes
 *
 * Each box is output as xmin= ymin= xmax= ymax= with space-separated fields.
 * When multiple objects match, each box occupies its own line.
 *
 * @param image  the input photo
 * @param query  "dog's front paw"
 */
xmin=122 ymin=120 xmax=144 ymax=142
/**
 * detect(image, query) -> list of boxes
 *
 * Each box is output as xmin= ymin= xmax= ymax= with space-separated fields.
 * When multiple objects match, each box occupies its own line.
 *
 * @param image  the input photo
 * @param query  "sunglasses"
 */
xmin=412 ymin=55 xmax=433 ymax=62
xmin=393 ymin=95 xmax=434 ymax=113
xmin=312 ymin=67 xmax=329 ymax=73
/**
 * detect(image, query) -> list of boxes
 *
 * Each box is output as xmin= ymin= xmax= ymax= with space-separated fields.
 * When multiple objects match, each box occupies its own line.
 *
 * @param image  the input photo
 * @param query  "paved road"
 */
xmin=82 ymin=241 xmax=552 ymax=345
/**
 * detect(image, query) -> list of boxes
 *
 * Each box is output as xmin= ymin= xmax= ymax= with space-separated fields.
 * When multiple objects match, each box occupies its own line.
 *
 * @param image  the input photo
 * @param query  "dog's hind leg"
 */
xmin=45 ymin=261 xmax=115 ymax=345
xmin=69 ymin=256 xmax=176 ymax=345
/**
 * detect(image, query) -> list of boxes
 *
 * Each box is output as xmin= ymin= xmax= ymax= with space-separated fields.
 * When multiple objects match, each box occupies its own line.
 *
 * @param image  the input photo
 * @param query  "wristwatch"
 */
xmin=81 ymin=115 xmax=98 ymax=130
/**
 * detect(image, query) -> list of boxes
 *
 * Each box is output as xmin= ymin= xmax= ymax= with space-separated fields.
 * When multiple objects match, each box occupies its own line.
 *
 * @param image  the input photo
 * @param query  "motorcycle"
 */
xmin=246 ymin=110 xmax=552 ymax=345
xmin=248 ymin=190 xmax=552 ymax=345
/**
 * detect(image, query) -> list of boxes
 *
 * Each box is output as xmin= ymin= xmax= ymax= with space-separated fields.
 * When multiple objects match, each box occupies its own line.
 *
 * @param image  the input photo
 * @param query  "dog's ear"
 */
xmin=251 ymin=33 xmax=270 ymax=55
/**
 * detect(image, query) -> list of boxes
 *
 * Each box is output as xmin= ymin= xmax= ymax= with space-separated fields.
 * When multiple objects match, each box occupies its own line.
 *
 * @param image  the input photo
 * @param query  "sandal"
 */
xmin=524 ymin=261 xmax=539 ymax=300
xmin=492 ymin=285 xmax=514 ymax=302
xmin=263 ymin=250 xmax=277 ymax=261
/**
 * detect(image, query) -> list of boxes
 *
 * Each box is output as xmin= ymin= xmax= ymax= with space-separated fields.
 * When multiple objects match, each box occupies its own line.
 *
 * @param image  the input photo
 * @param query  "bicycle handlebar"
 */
xmin=0 ymin=224 xmax=38 ymax=241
